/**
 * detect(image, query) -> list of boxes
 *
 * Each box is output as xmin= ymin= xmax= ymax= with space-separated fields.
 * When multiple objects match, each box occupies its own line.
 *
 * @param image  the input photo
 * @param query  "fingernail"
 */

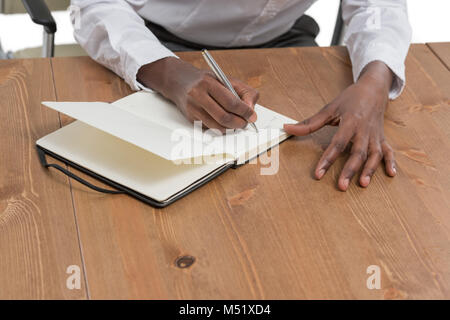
xmin=317 ymin=169 xmax=325 ymax=179
xmin=392 ymin=166 xmax=397 ymax=174
xmin=342 ymin=179 xmax=349 ymax=189
xmin=361 ymin=176 xmax=370 ymax=186
xmin=249 ymin=112 xmax=257 ymax=123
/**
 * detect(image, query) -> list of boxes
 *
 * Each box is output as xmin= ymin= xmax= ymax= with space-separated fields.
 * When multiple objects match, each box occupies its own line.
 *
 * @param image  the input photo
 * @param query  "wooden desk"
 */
xmin=428 ymin=42 xmax=450 ymax=70
xmin=1 ymin=44 xmax=449 ymax=299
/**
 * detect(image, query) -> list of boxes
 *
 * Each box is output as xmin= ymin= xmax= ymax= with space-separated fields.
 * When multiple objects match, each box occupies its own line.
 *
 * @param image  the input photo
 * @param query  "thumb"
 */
xmin=284 ymin=105 xmax=333 ymax=136
xmin=231 ymin=79 xmax=259 ymax=109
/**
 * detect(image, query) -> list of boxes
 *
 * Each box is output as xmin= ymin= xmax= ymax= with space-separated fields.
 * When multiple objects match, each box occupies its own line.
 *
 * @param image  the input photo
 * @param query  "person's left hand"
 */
xmin=284 ymin=61 xmax=397 ymax=191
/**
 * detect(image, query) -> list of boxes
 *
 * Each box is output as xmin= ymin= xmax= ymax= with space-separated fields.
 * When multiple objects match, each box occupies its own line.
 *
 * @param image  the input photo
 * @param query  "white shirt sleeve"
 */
xmin=70 ymin=0 xmax=177 ymax=91
xmin=342 ymin=0 xmax=412 ymax=99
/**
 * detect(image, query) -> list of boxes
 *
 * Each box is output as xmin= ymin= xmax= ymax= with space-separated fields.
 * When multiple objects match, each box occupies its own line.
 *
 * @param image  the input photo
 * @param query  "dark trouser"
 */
xmin=145 ymin=15 xmax=319 ymax=52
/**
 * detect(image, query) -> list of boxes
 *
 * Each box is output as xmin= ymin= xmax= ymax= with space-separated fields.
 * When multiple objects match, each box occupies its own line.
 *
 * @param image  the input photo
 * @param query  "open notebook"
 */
xmin=36 ymin=92 xmax=296 ymax=207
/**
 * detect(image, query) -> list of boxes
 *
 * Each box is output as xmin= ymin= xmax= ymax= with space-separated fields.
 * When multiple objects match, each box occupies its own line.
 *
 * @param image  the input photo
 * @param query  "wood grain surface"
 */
xmin=1 ymin=44 xmax=449 ymax=299
xmin=428 ymin=42 xmax=450 ymax=71
xmin=0 ymin=58 xmax=86 ymax=299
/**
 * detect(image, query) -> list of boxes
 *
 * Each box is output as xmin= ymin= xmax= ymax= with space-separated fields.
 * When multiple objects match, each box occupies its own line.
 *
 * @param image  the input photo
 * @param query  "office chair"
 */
xmin=331 ymin=1 xmax=345 ymax=46
xmin=0 ymin=0 xmax=86 ymax=58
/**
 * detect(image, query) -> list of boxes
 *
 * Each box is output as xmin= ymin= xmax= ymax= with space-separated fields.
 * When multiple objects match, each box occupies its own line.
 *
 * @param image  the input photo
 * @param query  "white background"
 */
xmin=0 ymin=0 xmax=449 ymax=53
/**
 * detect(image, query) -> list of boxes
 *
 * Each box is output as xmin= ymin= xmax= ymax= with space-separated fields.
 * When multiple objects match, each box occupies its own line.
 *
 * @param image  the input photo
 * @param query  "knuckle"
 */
xmin=321 ymin=103 xmax=333 ymax=112
xmin=242 ymin=106 xmax=254 ymax=119
xmin=373 ymin=148 xmax=383 ymax=159
xmin=189 ymin=82 xmax=207 ymax=97
xmin=201 ymin=72 xmax=212 ymax=83
xmin=244 ymin=87 xmax=259 ymax=100
xmin=187 ymin=86 xmax=199 ymax=97
xmin=228 ymin=97 xmax=241 ymax=112
xmin=352 ymin=112 xmax=364 ymax=121
xmin=322 ymin=102 xmax=337 ymax=115
xmin=381 ymin=139 xmax=393 ymax=150
xmin=365 ymin=167 xmax=376 ymax=176
xmin=253 ymin=90 xmax=260 ymax=101
xmin=333 ymin=141 xmax=347 ymax=152
xmin=301 ymin=118 xmax=311 ymax=126
xmin=219 ymin=112 xmax=233 ymax=126
xmin=385 ymin=159 xmax=396 ymax=167
xmin=321 ymin=103 xmax=330 ymax=111
xmin=387 ymin=152 xmax=396 ymax=161
xmin=196 ymin=74 xmax=212 ymax=89
xmin=321 ymin=103 xmax=332 ymax=113
xmin=321 ymin=157 xmax=332 ymax=169
xmin=342 ymin=168 xmax=355 ymax=179
xmin=384 ymin=146 xmax=394 ymax=158
xmin=319 ymin=106 xmax=334 ymax=123
xmin=351 ymin=148 xmax=367 ymax=161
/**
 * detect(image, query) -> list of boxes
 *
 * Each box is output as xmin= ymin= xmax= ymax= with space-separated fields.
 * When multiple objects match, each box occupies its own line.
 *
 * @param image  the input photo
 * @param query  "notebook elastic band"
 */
xmin=44 ymin=163 xmax=124 ymax=194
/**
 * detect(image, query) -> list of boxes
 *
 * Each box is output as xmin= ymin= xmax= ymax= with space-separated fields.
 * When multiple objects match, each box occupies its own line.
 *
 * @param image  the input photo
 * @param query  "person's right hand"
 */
xmin=137 ymin=57 xmax=259 ymax=133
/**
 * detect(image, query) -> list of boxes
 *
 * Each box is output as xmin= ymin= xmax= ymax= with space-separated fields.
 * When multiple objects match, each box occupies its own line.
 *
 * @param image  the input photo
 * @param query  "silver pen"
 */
xmin=201 ymin=49 xmax=258 ymax=133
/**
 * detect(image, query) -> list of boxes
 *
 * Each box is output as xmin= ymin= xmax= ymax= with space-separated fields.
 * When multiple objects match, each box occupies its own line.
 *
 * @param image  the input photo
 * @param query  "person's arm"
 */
xmin=342 ymin=0 xmax=411 ymax=99
xmin=70 ymin=0 xmax=258 ymax=133
xmin=284 ymin=0 xmax=411 ymax=191
xmin=70 ymin=0 xmax=176 ymax=91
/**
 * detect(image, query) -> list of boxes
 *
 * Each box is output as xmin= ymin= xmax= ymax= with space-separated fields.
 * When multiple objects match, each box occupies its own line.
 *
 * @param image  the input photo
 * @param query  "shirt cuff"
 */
xmin=124 ymin=41 xmax=178 ymax=92
xmin=350 ymin=42 xmax=407 ymax=100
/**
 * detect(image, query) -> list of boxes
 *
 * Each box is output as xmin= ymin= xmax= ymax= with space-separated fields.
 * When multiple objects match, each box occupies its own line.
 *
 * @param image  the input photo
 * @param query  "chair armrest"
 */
xmin=331 ymin=0 xmax=343 ymax=46
xmin=21 ymin=0 xmax=57 ymax=34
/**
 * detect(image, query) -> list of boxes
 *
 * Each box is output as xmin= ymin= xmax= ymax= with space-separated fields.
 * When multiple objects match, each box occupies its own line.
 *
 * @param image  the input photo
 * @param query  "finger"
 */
xmin=381 ymin=140 xmax=397 ymax=177
xmin=196 ymin=92 xmax=248 ymax=129
xmin=338 ymin=134 xmax=369 ymax=191
xmin=230 ymin=78 xmax=260 ymax=109
xmin=315 ymin=123 xmax=354 ymax=180
xmin=189 ymin=104 xmax=227 ymax=133
xmin=208 ymin=80 xmax=257 ymax=122
xmin=359 ymin=143 xmax=383 ymax=187
xmin=283 ymin=104 xmax=333 ymax=136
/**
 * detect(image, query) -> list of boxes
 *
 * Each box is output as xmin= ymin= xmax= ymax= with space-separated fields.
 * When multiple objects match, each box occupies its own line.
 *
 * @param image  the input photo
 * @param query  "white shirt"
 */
xmin=70 ymin=0 xmax=411 ymax=99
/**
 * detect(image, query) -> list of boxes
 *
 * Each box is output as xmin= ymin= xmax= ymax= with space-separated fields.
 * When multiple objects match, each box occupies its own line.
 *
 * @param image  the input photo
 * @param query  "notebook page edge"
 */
xmin=36 ymin=120 xmax=233 ymax=203
xmin=41 ymin=101 xmax=184 ymax=161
